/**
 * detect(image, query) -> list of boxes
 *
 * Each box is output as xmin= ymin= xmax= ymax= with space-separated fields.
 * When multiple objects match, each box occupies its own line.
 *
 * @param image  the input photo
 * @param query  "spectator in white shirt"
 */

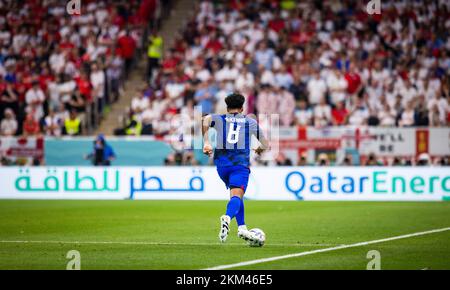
xmin=57 ymin=74 xmax=77 ymax=104
xmin=378 ymin=102 xmax=396 ymax=127
xmin=43 ymin=109 xmax=63 ymax=137
xmin=295 ymin=100 xmax=313 ymax=126
xmin=25 ymin=81 xmax=46 ymax=121
xmin=348 ymin=98 xmax=370 ymax=126
xmin=427 ymin=93 xmax=448 ymax=125
xmin=254 ymin=41 xmax=275 ymax=70
xmin=398 ymin=79 xmax=418 ymax=106
xmin=0 ymin=108 xmax=17 ymax=136
xmin=399 ymin=101 xmax=416 ymax=127
xmin=259 ymin=66 xmax=276 ymax=86
xmin=313 ymin=97 xmax=332 ymax=127
xmin=90 ymin=62 xmax=106 ymax=100
xmin=326 ymin=68 xmax=347 ymax=105
xmin=274 ymin=65 xmax=294 ymax=89
xmin=49 ymin=47 xmax=66 ymax=74
xmin=277 ymin=86 xmax=296 ymax=126
xmin=235 ymin=66 xmax=255 ymax=92
xmin=215 ymin=61 xmax=239 ymax=84
xmin=131 ymin=94 xmax=150 ymax=113
xmin=307 ymin=71 xmax=327 ymax=105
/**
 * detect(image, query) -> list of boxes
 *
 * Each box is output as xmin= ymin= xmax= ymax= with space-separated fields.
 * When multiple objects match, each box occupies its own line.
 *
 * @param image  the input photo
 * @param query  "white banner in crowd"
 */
xmin=0 ymin=167 xmax=449 ymax=201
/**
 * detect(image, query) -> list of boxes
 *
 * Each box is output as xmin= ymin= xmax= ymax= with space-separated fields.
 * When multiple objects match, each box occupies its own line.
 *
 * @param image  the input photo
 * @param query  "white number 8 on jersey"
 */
xmin=227 ymin=124 xmax=241 ymax=144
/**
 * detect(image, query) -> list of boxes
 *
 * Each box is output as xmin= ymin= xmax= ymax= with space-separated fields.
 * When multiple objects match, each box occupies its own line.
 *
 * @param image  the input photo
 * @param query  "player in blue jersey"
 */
xmin=202 ymin=93 xmax=268 ymax=243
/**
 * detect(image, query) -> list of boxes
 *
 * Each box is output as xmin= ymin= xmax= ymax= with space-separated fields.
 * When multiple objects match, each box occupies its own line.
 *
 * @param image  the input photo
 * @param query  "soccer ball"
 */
xmin=248 ymin=228 xmax=265 ymax=247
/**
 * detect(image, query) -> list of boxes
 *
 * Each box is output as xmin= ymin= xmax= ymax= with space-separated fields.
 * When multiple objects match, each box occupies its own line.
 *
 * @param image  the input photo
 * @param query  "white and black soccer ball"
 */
xmin=248 ymin=228 xmax=265 ymax=247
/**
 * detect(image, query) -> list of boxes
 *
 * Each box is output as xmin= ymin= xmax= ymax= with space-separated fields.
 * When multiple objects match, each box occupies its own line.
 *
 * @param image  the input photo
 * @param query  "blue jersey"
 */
xmin=210 ymin=113 xmax=261 ymax=167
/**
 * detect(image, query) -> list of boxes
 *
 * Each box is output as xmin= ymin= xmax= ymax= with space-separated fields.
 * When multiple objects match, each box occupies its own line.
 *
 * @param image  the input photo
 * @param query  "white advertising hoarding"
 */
xmin=0 ymin=167 xmax=448 ymax=201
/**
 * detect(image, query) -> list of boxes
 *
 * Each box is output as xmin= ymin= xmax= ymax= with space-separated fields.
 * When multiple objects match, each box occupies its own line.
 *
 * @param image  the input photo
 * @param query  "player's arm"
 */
xmin=202 ymin=114 xmax=213 ymax=157
xmin=254 ymin=132 xmax=269 ymax=156
xmin=251 ymin=120 xmax=270 ymax=156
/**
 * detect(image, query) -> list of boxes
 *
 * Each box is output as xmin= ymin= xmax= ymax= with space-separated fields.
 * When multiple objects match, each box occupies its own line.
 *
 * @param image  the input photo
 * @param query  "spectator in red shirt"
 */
xmin=268 ymin=11 xmax=286 ymax=33
xmin=161 ymin=50 xmax=179 ymax=75
xmin=75 ymin=71 xmax=92 ymax=103
xmin=345 ymin=64 xmax=362 ymax=96
xmin=332 ymin=101 xmax=349 ymax=126
xmin=22 ymin=113 xmax=40 ymax=136
xmin=205 ymin=32 xmax=223 ymax=54
xmin=118 ymin=30 xmax=137 ymax=77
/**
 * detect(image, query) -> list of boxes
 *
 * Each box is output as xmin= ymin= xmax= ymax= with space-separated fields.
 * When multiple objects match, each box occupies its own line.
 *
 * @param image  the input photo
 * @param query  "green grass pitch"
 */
xmin=0 ymin=200 xmax=449 ymax=270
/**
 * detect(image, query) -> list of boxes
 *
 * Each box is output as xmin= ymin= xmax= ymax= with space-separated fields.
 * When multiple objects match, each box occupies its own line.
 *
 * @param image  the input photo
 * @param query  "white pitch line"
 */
xmin=0 ymin=240 xmax=337 ymax=247
xmin=204 ymin=227 xmax=450 ymax=270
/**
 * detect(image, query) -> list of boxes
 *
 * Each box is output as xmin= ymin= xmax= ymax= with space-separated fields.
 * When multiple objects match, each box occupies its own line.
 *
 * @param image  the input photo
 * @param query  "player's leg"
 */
xmin=228 ymin=167 xmax=258 ymax=243
xmin=217 ymin=166 xmax=233 ymax=243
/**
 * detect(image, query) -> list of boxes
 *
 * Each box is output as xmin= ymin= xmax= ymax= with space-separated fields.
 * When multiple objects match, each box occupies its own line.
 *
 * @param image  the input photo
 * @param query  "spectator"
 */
xmin=274 ymin=66 xmax=294 ymax=89
xmin=254 ymin=41 xmax=275 ymax=70
xmin=84 ymin=134 xmax=116 ymax=166
xmin=22 ymin=113 xmax=40 ymax=136
xmin=90 ymin=62 xmax=106 ymax=111
xmin=429 ymin=104 xmax=443 ymax=127
xmin=367 ymin=108 xmax=380 ymax=126
xmin=414 ymin=95 xmax=430 ymax=126
xmin=327 ymin=68 xmax=348 ymax=105
xmin=295 ymin=99 xmax=313 ymax=126
xmin=0 ymin=0 xmax=154 ymax=139
xmin=297 ymin=153 xmax=308 ymax=166
xmin=25 ymin=81 xmax=46 ymax=121
xmin=417 ymin=153 xmax=431 ymax=166
xmin=275 ymin=153 xmax=293 ymax=166
xmin=194 ymin=81 xmax=215 ymax=115
xmin=428 ymin=93 xmax=449 ymax=126
xmin=399 ymin=102 xmax=415 ymax=127
xmin=348 ymin=98 xmax=369 ymax=126
xmin=0 ymin=108 xmax=18 ymax=136
xmin=307 ymin=71 xmax=327 ymax=106
xmin=365 ymin=153 xmax=382 ymax=166
xmin=43 ymin=109 xmax=63 ymax=137
xmin=131 ymin=94 xmax=150 ymax=114
xmin=147 ymin=29 xmax=164 ymax=82
xmin=332 ymin=101 xmax=349 ymax=126
xmin=67 ymin=89 xmax=86 ymax=113
xmin=344 ymin=63 xmax=362 ymax=98
xmin=114 ymin=111 xmax=142 ymax=136
xmin=0 ymin=82 xmax=19 ymax=119
xmin=63 ymin=110 xmax=82 ymax=136
xmin=117 ymin=30 xmax=137 ymax=77
xmin=106 ymin=51 xmax=124 ymax=102
xmin=392 ymin=157 xmax=403 ymax=166
xmin=317 ymin=153 xmax=330 ymax=166
xmin=235 ymin=66 xmax=255 ymax=92
xmin=378 ymin=102 xmax=396 ymax=127
xmin=340 ymin=155 xmax=353 ymax=166
xmin=277 ymin=86 xmax=296 ymax=126
xmin=313 ymin=98 xmax=332 ymax=127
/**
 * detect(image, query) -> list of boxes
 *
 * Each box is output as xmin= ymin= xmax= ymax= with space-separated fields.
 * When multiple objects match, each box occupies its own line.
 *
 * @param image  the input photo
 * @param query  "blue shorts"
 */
xmin=217 ymin=165 xmax=250 ymax=192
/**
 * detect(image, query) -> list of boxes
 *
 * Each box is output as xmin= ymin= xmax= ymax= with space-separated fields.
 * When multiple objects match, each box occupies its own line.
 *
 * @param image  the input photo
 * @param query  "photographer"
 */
xmin=84 ymin=134 xmax=116 ymax=166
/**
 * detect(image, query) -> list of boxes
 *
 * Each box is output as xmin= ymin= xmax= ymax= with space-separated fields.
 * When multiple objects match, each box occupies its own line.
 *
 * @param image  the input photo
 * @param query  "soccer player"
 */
xmin=202 ymin=93 xmax=269 ymax=243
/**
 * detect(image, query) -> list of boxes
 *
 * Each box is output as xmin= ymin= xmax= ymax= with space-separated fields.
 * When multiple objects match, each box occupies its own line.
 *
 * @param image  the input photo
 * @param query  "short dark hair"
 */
xmin=225 ymin=93 xmax=245 ymax=110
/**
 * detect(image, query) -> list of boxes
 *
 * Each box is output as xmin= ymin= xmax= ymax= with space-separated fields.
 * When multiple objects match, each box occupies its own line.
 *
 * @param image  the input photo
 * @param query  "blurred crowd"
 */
xmin=269 ymin=151 xmax=450 ymax=167
xmin=1 ymin=0 xmax=449 ymax=167
xmin=0 ymin=0 xmax=161 ymax=137
xmin=120 ymin=0 xmax=449 ymax=140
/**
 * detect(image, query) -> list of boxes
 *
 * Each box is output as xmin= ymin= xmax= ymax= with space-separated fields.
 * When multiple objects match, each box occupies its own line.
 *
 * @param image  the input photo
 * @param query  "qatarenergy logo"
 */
xmin=285 ymin=170 xmax=450 ymax=199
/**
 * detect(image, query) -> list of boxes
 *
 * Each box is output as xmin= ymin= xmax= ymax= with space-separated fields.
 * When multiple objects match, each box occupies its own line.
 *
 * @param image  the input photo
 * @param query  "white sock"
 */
xmin=238 ymin=225 xmax=248 ymax=232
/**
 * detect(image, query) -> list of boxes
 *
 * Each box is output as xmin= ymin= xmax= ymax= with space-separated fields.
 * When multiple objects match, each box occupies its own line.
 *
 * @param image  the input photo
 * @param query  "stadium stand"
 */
xmin=0 ymin=0 xmax=449 ymax=167
xmin=117 ymin=0 xmax=448 ymax=136
xmin=0 ymin=0 xmax=166 ymax=137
